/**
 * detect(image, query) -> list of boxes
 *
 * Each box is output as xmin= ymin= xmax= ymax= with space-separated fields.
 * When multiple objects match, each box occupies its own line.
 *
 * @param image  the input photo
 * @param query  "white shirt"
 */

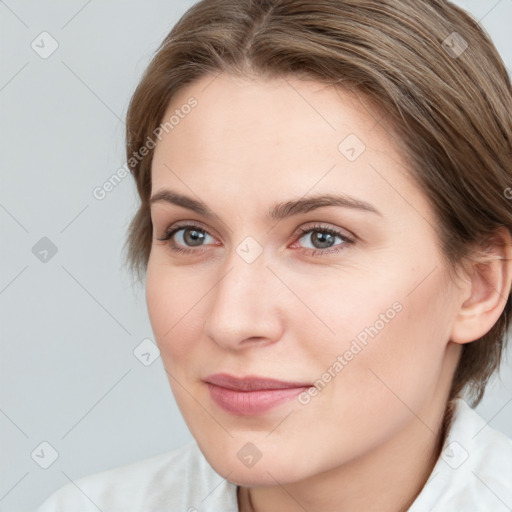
xmin=35 ymin=398 xmax=512 ymax=511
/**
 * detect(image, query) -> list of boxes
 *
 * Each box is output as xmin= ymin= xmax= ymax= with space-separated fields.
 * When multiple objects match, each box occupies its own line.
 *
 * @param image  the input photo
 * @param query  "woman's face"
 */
xmin=146 ymin=73 xmax=464 ymax=486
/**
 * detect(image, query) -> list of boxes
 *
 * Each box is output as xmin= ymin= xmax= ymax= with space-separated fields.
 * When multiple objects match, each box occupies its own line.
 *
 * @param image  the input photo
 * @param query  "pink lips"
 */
xmin=204 ymin=373 xmax=312 ymax=416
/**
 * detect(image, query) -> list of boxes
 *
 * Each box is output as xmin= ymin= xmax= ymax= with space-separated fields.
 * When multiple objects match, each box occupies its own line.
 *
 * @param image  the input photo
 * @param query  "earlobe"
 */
xmin=450 ymin=227 xmax=512 ymax=345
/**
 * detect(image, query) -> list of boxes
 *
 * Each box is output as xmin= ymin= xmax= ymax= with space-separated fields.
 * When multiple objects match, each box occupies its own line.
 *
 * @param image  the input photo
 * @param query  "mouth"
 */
xmin=203 ymin=373 xmax=313 ymax=415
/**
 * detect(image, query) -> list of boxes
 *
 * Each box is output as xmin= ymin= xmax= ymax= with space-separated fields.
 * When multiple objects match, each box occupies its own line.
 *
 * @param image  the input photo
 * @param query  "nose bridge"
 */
xmin=203 ymin=246 xmax=282 ymax=347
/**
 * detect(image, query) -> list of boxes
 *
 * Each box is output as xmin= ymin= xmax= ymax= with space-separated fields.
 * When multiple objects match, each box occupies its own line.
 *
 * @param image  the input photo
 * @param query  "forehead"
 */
xmin=150 ymin=72 xmax=431 ymax=224
xmin=154 ymin=73 xmax=388 ymax=163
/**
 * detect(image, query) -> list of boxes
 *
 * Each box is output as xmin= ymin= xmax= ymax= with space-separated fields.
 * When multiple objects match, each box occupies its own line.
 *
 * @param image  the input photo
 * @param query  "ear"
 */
xmin=450 ymin=226 xmax=512 ymax=345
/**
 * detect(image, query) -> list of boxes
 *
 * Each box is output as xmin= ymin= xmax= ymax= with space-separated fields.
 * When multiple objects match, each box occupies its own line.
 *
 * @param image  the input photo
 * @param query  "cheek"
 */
xmin=145 ymin=260 xmax=203 ymax=361
xmin=286 ymin=270 xmax=454 ymax=469
xmin=301 ymin=255 xmax=453 ymax=394
xmin=145 ymin=264 xmax=171 ymax=341
xmin=332 ymin=277 xmax=451 ymax=409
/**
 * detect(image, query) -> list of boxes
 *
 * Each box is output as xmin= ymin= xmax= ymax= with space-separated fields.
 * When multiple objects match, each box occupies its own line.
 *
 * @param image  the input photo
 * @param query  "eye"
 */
xmin=156 ymin=223 xmax=217 ymax=254
xmin=156 ymin=222 xmax=354 ymax=256
xmin=292 ymin=224 xmax=354 ymax=255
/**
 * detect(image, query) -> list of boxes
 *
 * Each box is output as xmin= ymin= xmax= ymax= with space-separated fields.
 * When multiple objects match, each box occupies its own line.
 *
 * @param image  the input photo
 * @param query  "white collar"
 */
xmin=408 ymin=398 xmax=512 ymax=511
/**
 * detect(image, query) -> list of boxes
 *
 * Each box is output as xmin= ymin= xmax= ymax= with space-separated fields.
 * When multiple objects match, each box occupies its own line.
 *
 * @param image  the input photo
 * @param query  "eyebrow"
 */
xmin=149 ymin=189 xmax=382 ymax=220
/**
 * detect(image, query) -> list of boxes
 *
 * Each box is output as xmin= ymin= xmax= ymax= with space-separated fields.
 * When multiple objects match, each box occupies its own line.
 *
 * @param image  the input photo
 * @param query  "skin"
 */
xmin=145 ymin=73 xmax=512 ymax=512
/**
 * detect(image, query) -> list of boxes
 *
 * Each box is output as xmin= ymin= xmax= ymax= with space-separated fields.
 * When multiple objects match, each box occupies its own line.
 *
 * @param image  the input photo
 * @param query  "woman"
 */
xmin=36 ymin=0 xmax=512 ymax=510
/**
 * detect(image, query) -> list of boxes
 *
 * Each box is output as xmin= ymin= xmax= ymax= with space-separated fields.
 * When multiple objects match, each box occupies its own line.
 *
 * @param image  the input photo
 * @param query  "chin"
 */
xmin=214 ymin=460 xmax=307 ymax=487
xmin=199 ymin=440 xmax=322 ymax=487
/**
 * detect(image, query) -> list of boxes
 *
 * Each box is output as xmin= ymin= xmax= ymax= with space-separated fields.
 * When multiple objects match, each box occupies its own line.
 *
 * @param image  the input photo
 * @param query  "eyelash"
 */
xmin=156 ymin=222 xmax=355 ymax=256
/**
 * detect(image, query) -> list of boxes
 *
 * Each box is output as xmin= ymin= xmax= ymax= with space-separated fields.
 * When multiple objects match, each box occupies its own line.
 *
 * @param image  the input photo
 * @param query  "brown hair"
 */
xmin=123 ymin=0 xmax=512 ymax=407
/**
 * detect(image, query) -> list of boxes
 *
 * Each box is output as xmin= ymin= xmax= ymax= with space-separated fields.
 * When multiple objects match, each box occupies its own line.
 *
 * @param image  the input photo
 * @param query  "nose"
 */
xmin=202 ymin=248 xmax=284 ymax=350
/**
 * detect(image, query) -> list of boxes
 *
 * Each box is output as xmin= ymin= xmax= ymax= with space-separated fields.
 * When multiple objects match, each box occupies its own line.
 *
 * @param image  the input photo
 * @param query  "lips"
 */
xmin=204 ymin=373 xmax=312 ymax=415
xmin=204 ymin=373 xmax=312 ymax=391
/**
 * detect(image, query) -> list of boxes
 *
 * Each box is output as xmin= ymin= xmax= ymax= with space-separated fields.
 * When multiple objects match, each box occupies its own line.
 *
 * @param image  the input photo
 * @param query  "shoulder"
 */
xmin=35 ymin=441 xmax=239 ymax=512
xmin=410 ymin=398 xmax=512 ymax=512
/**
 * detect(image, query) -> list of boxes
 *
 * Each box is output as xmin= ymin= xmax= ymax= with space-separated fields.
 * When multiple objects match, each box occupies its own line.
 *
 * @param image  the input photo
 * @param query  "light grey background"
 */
xmin=1 ymin=1 xmax=511 ymax=510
